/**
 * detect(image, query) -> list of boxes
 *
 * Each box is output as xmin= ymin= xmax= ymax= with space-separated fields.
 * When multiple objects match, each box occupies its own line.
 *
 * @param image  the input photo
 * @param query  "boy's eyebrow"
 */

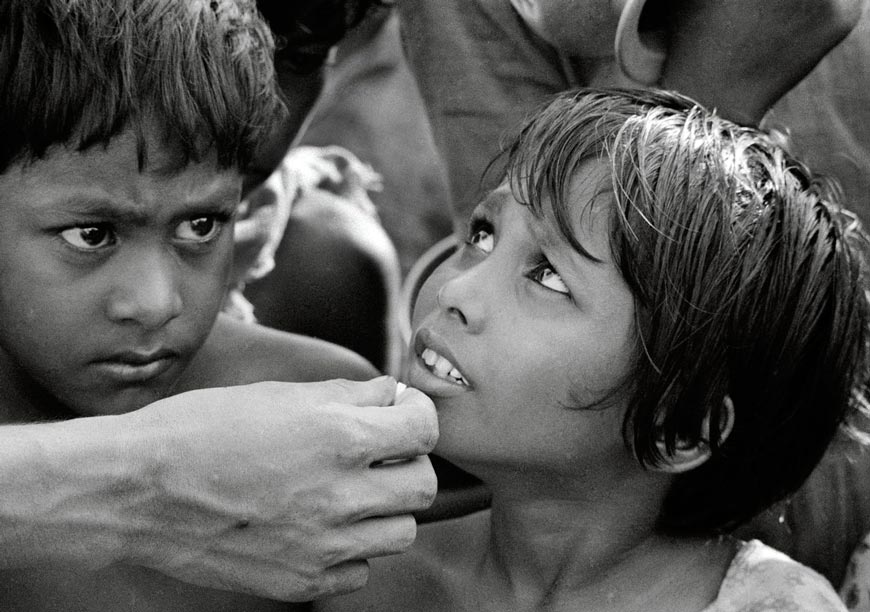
xmin=39 ymin=185 xmax=240 ymax=222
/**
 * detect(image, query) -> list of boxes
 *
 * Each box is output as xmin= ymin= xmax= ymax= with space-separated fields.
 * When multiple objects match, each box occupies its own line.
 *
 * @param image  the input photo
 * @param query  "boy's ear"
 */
xmin=615 ymin=0 xmax=667 ymax=85
xmin=654 ymin=396 xmax=735 ymax=474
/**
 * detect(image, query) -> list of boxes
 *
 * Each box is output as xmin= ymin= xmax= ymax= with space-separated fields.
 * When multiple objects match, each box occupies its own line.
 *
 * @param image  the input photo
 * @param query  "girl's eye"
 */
xmin=467 ymin=222 xmax=494 ymax=254
xmin=175 ymin=215 xmax=223 ymax=243
xmin=531 ymin=262 xmax=571 ymax=295
xmin=59 ymin=225 xmax=115 ymax=250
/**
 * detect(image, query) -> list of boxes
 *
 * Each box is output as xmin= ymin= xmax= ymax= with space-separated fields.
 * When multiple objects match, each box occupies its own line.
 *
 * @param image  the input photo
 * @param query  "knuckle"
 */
xmin=419 ymin=464 xmax=439 ymax=506
xmin=402 ymin=459 xmax=438 ymax=510
xmin=323 ymin=561 xmax=370 ymax=597
xmin=334 ymin=425 xmax=375 ymax=467
xmin=255 ymin=570 xmax=317 ymax=602
xmin=403 ymin=398 xmax=439 ymax=453
xmin=343 ymin=562 xmax=371 ymax=593
xmin=318 ymin=539 xmax=353 ymax=568
xmin=419 ymin=416 xmax=439 ymax=453
xmin=278 ymin=552 xmax=351 ymax=600
xmin=318 ymin=485 xmax=362 ymax=519
xmin=288 ymin=578 xmax=323 ymax=602
xmin=392 ymin=518 xmax=418 ymax=551
xmin=410 ymin=484 xmax=437 ymax=512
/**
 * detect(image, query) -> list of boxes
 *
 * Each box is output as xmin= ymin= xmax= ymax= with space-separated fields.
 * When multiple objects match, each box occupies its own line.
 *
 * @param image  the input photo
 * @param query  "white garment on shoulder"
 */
xmin=840 ymin=531 xmax=870 ymax=611
xmin=704 ymin=540 xmax=846 ymax=612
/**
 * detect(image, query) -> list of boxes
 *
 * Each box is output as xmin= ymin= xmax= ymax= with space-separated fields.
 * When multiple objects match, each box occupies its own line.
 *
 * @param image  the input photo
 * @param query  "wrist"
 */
xmin=109 ymin=406 xmax=177 ymax=568
xmin=0 ymin=414 xmax=163 ymax=569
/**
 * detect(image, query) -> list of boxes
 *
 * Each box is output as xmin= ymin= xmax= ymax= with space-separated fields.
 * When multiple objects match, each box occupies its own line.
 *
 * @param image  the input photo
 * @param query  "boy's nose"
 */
xmin=105 ymin=250 xmax=183 ymax=329
xmin=435 ymin=265 xmax=488 ymax=334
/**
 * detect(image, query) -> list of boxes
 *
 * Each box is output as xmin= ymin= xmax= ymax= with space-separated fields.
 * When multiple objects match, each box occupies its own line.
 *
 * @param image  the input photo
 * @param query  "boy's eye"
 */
xmin=59 ymin=225 xmax=115 ymax=250
xmin=531 ymin=262 xmax=570 ymax=295
xmin=175 ymin=215 xmax=223 ymax=243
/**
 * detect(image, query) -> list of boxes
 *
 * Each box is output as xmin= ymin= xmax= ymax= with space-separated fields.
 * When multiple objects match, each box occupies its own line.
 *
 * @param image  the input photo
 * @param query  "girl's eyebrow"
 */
xmin=478 ymin=185 xmax=511 ymax=217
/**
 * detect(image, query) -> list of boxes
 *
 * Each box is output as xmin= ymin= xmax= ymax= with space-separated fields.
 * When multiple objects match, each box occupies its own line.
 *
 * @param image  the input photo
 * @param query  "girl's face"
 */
xmin=407 ymin=163 xmax=639 ymax=482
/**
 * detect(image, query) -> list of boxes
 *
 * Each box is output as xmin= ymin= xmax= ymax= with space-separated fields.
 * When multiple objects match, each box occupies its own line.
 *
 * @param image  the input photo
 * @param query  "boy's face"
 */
xmin=407 ymin=162 xmax=639 ymax=485
xmin=0 ymin=129 xmax=240 ymax=416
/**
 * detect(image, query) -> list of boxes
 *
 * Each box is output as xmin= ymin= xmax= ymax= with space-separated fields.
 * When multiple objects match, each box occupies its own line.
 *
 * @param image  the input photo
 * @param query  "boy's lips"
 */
xmin=409 ymin=329 xmax=473 ymax=397
xmin=92 ymin=348 xmax=179 ymax=383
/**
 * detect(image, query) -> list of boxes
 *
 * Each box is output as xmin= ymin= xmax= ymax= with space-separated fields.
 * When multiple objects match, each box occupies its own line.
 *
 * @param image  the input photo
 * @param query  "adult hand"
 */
xmin=658 ymin=0 xmax=865 ymax=124
xmin=0 ymin=377 xmax=436 ymax=601
xmin=126 ymin=377 xmax=437 ymax=600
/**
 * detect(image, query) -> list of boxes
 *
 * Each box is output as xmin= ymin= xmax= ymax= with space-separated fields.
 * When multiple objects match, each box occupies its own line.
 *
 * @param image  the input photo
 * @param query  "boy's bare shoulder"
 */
xmin=315 ymin=510 xmax=491 ymax=612
xmin=180 ymin=313 xmax=379 ymax=390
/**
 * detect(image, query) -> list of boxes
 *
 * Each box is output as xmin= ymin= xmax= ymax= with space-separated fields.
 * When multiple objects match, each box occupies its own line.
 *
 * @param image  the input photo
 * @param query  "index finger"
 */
xmin=288 ymin=377 xmax=400 ymax=408
xmin=358 ymin=391 xmax=438 ymax=463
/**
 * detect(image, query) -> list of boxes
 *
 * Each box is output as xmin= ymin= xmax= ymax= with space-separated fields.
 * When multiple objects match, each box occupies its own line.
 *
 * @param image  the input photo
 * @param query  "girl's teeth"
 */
xmin=422 ymin=348 xmax=438 ymax=366
xmin=420 ymin=346 xmax=467 ymax=385
xmin=433 ymin=356 xmax=453 ymax=377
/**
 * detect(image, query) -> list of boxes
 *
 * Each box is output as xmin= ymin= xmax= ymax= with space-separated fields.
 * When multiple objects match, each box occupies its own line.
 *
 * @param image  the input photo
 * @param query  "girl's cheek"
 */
xmin=413 ymin=263 xmax=453 ymax=324
xmin=411 ymin=277 xmax=439 ymax=327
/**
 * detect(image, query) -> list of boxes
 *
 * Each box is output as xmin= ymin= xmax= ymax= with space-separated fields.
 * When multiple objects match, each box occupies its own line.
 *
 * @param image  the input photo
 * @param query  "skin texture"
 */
xmin=320 ymin=165 xmax=736 ymax=612
xmin=0 ymin=128 xmax=239 ymax=419
xmin=0 ymin=3 xmax=441 ymax=602
xmin=405 ymin=176 xmax=637 ymax=478
xmin=0 ymin=377 xmax=439 ymax=607
xmin=658 ymin=0 xmax=866 ymax=124
xmin=0 ymin=127 xmax=439 ymax=607
xmin=501 ymin=0 xmax=864 ymax=123
xmin=508 ymin=0 xmax=622 ymax=58
xmin=397 ymin=0 xmax=864 ymax=227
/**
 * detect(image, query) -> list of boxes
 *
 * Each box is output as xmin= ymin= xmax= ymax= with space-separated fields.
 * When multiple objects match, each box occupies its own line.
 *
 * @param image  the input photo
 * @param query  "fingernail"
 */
xmin=394 ymin=382 xmax=409 ymax=404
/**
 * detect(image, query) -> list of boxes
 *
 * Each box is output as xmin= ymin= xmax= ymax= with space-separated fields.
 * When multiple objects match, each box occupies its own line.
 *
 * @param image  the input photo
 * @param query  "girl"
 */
xmin=319 ymin=88 xmax=869 ymax=611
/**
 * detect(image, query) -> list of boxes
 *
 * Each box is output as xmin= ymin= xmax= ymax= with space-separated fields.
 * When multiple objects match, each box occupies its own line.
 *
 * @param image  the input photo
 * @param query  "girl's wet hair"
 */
xmin=0 ymin=0 xmax=283 ymax=172
xmin=504 ymin=88 xmax=870 ymax=533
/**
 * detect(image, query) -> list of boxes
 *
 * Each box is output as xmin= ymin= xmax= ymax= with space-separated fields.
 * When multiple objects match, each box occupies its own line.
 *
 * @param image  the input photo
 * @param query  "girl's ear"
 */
xmin=654 ymin=396 xmax=735 ymax=474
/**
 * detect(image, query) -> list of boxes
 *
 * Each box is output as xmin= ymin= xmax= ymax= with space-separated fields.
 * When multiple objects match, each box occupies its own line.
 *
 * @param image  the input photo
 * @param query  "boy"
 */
xmin=0 ymin=0 xmax=424 ymax=609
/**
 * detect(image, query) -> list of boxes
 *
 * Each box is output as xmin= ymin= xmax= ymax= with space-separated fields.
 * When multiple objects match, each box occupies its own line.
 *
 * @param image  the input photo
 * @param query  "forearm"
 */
xmin=660 ymin=0 xmax=865 ymax=125
xmin=0 ymin=414 xmax=160 ymax=569
xmin=0 ymin=380 xmax=436 ymax=599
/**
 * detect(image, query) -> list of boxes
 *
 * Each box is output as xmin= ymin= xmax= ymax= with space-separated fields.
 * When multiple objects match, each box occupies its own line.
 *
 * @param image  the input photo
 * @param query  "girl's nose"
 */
xmin=435 ymin=263 xmax=489 ymax=334
xmin=105 ymin=249 xmax=183 ymax=329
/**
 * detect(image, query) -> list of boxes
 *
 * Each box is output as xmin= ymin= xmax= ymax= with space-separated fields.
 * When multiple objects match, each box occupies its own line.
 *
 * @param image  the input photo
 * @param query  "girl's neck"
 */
xmin=471 ymin=472 xmax=734 ymax=612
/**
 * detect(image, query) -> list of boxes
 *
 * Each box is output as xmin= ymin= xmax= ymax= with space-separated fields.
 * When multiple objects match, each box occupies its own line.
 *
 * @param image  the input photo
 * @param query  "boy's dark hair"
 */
xmin=0 ymin=0 xmax=283 ymax=173
xmin=503 ymin=88 xmax=870 ymax=534
xmin=257 ymin=0 xmax=387 ymax=74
